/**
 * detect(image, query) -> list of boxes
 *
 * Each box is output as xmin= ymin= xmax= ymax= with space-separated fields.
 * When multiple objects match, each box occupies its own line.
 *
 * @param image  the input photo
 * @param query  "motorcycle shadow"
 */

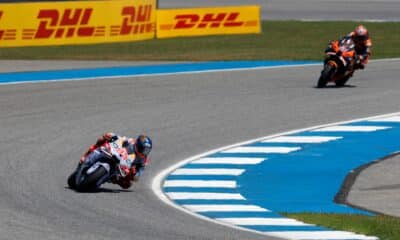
xmin=65 ymin=186 xmax=133 ymax=194
xmin=314 ymin=84 xmax=356 ymax=89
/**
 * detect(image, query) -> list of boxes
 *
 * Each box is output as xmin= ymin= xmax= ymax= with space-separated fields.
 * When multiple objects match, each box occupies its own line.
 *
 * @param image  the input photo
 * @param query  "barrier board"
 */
xmin=157 ymin=5 xmax=261 ymax=39
xmin=0 ymin=0 xmax=156 ymax=47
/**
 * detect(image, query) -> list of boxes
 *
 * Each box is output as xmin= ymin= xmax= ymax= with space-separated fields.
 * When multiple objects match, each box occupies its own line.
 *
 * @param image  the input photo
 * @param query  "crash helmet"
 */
xmin=135 ymin=135 xmax=152 ymax=157
xmin=339 ymin=37 xmax=355 ymax=52
xmin=353 ymin=25 xmax=369 ymax=43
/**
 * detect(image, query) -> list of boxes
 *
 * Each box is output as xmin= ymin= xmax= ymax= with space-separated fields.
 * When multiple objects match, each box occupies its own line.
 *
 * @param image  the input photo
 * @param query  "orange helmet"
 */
xmin=353 ymin=25 xmax=369 ymax=43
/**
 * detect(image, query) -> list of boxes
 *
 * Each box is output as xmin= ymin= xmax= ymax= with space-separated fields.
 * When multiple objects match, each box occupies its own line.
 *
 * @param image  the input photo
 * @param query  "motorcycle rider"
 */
xmin=323 ymin=25 xmax=371 ymax=84
xmin=330 ymin=25 xmax=372 ymax=69
xmin=80 ymin=132 xmax=152 ymax=189
xmin=345 ymin=25 xmax=372 ymax=69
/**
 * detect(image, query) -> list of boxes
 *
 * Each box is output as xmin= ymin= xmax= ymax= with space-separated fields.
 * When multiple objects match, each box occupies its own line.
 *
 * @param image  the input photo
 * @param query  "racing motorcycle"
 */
xmin=67 ymin=141 xmax=129 ymax=192
xmin=317 ymin=38 xmax=357 ymax=88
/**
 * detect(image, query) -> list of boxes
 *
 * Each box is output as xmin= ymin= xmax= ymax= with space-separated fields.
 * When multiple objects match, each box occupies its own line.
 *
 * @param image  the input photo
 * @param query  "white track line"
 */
xmin=368 ymin=116 xmax=400 ymax=122
xmin=313 ymin=126 xmax=389 ymax=132
xmin=216 ymin=218 xmax=314 ymax=226
xmin=267 ymin=231 xmax=378 ymax=240
xmin=183 ymin=204 xmax=270 ymax=212
xmin=222 ymin=146 xmax=300 ymax=154
xmin=263 ymin=136 xmax=342 ymax=143
xmin=164 ymin=180 xmax=236 ymax=188
xmin=166 ymin=192 xmax=245 ymax=200
xmin=191 ymin=157 xmax=266 ymax=165
xmin=171 ymin=168 xmax=245 ymax=176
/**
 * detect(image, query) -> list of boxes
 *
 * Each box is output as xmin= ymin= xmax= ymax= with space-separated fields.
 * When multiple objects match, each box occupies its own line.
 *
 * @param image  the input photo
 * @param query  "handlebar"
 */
xmin=98 ymin=146 xmax=127 ymax=178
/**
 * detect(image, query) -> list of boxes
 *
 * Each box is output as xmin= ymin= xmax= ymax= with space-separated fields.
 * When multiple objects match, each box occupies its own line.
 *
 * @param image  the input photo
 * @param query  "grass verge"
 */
xmin=0 ymin=21 xmax=399 ymax=61
xmin=286 ymin=213 xmax=400 ymax=240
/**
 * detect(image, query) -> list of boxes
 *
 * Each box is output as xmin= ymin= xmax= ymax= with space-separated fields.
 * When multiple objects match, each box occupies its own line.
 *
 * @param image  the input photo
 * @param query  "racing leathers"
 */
xmin=345 ymin=31 xmax=372 ymax=69
xmin=80 ymin=132 xmax=149 ymax=189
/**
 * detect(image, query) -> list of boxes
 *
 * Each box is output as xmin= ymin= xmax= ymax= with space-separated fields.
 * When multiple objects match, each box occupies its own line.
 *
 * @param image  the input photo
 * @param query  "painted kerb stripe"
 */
xmin=171 ymin=168 xmax=245 ymax=176
xmin=164 ymin=180 xmax=237 ymax=188
xmin=183 ymin=204 xmax=270 ymax=212
xmin=191 ymin=157 xmax=266 ymax=165
xmin=222 ymin=146 xmax=300 ymax=154
xmin=153 ymin=112 xmax=400 ymax=240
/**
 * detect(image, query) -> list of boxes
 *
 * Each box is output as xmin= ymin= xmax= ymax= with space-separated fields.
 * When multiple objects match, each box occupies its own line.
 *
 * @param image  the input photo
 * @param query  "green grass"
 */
xmin=286 ymin=213 xmax=400 ymax=240
xmin=0 ymin=21 xmax=399 ymax=61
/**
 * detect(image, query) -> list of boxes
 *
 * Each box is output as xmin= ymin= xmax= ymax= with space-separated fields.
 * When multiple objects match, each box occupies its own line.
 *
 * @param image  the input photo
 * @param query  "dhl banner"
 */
xmin=156 ymin=5 xmax=261 ymax=39
xmin=0 ymin=0 xmax=156 ymax=47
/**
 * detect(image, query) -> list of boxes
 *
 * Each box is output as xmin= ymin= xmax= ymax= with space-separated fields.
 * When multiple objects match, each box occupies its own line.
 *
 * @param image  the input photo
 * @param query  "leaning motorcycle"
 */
xmin=317 ymin=38 xmax=357 ymax=88
xmin=67 ymin=142 xmax=127 ymax=192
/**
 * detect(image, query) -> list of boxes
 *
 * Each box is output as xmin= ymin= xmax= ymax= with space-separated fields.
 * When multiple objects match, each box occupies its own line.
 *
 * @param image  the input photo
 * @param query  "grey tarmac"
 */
xmin=0 ymin=59 xmax=399 ymax=240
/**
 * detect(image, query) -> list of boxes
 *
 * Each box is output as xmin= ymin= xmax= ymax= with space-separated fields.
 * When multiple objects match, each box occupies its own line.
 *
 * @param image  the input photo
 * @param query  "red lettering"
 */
xmin=174 ymin=14 xmax=199 ymax=29
xmin=0 ymin=11 xmax=3 ymax=40
xmin=60 ymin=9 xmax=82 ymax=25
xmin=80 ymin=9 xmax=92 ymax=25
xmin=137 ymin=5 xmax=151 ymax=22
xmin=121 ymin=7 xmax=135 ymax=34
xmin=173 ymin=12 xmax=244 ymax=29
xmin=198 ymin=13 xmax=226 ymax=28
xmin=66 ymin=28 xmax=75 ymax=37
xmin=120 ymin=5 xmax=152 ymax=35
xmin=224 ymin=13 xmax=244 ymax=27
xmin=77 ymin=26 xmax=95 ymax=36
xmin=35 ymin=8 xmax=95 ymax=39
xmin=35 ymin=9 xmax=58 ymax=38
xmin=146 ymin=23 xmax=154 ymax=32
xmin=55 ymin=28 xmax=65 ymax=38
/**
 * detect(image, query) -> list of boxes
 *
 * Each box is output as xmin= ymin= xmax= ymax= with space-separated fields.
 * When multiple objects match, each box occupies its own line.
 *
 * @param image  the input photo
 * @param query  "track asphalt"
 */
xmin=0 ymin=59 xmax=399 ymax=240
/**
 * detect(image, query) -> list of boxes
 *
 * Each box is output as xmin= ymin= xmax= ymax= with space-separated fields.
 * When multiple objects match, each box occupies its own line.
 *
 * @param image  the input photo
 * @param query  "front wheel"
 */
xmin=75 ymin=166 xmax=107 ymax=192
xmin=317 ymin=62 xmax=336 ymax=88
xmin=67 ymin=171 xmax=77 ymax=189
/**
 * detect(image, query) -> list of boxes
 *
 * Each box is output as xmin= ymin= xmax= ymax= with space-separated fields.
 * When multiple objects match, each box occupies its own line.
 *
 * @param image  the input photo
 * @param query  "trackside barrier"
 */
xmin=156 ymin=5 xmax=261 ymax=39
xmin=0 ymin=0 xmax=156 ymax=47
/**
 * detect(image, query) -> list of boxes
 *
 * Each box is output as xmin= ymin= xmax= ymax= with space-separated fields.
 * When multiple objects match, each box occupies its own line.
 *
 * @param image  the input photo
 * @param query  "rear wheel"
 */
xmin=335 ymin=74 xmax=351 ymax=87
xmin=76 ymin=166 xmax=107 ymax=192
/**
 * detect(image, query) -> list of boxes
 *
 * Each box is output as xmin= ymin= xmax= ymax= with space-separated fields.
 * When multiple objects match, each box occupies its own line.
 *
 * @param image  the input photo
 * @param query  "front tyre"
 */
xmin=317 ymin=63 xmax=335 ymax=88
xmin=67 ymin=171 xmax=77 ymax=189
xmin=75 ymin=166 xmax=107 ymax=192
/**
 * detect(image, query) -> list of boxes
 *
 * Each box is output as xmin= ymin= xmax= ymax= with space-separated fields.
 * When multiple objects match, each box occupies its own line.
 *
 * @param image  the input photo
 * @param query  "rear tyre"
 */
xmin=335 ymin=75 xmax=351 ymax=87
xmin=76 ymin=166 xmax=107 ymax=192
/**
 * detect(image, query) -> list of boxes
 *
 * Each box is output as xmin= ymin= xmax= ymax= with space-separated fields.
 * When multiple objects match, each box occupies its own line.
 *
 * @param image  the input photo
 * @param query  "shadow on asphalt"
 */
xmin=65 ymin=186 xmax=133 ymax=193
xmin=314 ymin=84 xmax=357 ymax=89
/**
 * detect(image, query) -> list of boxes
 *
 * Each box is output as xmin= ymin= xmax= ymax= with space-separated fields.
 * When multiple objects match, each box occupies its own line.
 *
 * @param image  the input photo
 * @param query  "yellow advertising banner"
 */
xmin=0 ymin=0 xmax=156 ymax=47
xmin=157 ymin=5 xmax=261 ymax=39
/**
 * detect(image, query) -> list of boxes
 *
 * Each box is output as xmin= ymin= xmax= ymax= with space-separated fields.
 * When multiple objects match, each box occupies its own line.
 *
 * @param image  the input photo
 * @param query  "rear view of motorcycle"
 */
xmin=317 ymin=38 xmax=357 ymax=88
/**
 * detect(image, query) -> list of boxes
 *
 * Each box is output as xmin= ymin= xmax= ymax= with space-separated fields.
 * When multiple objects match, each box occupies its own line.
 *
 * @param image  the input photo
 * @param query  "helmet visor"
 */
xmin=141 ymin=146 xmax=151 ymax=156
xmin=137 ymin=142 xmax=151 ymax=156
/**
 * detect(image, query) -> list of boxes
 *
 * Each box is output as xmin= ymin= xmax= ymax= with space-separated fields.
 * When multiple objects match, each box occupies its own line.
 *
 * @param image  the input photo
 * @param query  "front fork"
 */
xmin=324 ymin=60 xmax=338 ymax=81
